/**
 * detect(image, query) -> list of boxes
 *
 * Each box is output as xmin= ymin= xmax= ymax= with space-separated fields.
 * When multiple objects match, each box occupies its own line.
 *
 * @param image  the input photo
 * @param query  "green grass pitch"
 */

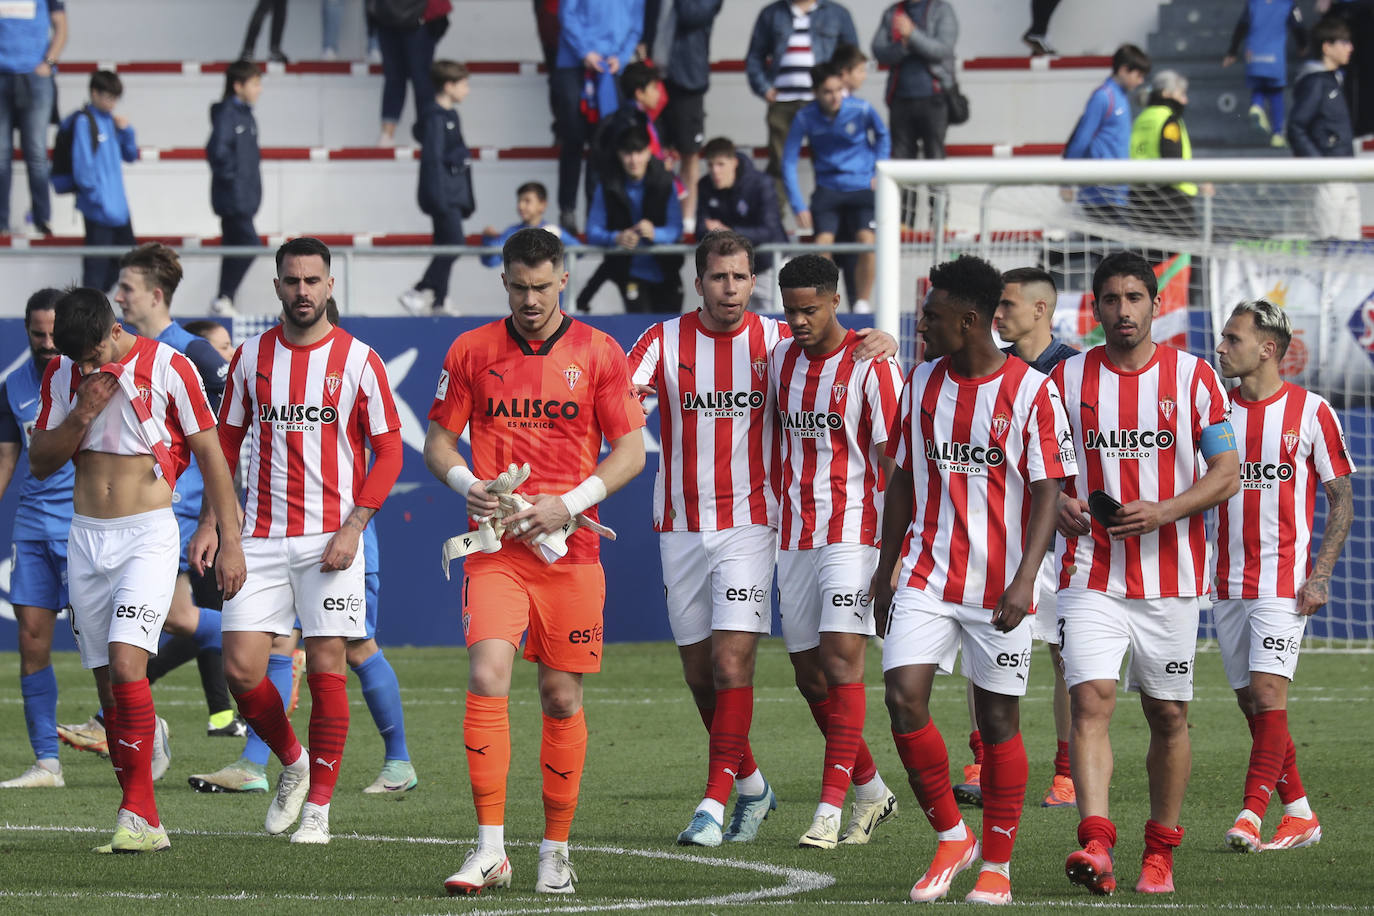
xmin=0 ymin=641 xmax=1371 ymax=914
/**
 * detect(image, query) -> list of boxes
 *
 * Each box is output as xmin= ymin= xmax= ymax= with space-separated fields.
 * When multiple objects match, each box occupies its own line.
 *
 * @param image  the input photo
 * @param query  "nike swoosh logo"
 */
xmin=18 ymin=398 xmax=36 ymax=409
xmin=480 ymin=861 xmax=503 ymax=878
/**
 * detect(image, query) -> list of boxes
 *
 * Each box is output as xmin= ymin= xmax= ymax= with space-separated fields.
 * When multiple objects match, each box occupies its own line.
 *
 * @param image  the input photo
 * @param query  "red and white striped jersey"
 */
xmin=770 ymin=331 xmax=902 ymax=549
xmin=1214 ymin=382 xmax=1354 ymax=599
xmin=888 ymin=355 xmax=1075 ymax=610
xmin=627 ymin=310 xmax=785 ymax=532
xmin=38 ymin=335 xmax=215 ymax=486
xmin=219 ymin=325 xmax=401 ymax=539
xmin=1051 ymin=345 xmax=1230 ymax=598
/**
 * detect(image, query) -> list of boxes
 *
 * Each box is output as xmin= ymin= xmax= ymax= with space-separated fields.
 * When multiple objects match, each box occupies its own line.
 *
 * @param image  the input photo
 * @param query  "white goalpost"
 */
xmin=875 ymin=157 xmax=1374 ymax=649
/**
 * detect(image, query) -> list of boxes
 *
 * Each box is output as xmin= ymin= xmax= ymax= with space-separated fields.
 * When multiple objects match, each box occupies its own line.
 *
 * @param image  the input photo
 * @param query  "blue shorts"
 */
xmin=176 ymin=513 xmax=198 ymax=574
xmin=10 ymin=539 xmax=69 ymax=610
xmin=811 ymin=186 xmax=876 ymax=238
xmin=364 ymin=570 xmax=379 ymax=640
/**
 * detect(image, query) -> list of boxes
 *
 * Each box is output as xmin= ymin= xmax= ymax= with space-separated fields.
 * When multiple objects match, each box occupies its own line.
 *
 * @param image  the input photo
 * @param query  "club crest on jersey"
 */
xmin=832 ymin=383 xmax=847 ymax=403
xmin=991 ymin=411 xmax=1011 ymax=441
xmin=1159 ymin=397 xmax=1176 ymax=421
xmin=563 ymin=364 xmax=583 ymax=391
xmin=324 ymin=370 xmax=343 ymax=398
xmin=1283 ymin=428 xmax=1300 ymax=454
xmin=752 ymin=357 xmax=767 ymax=379
xmin=136 ymin=385 xmax=152 ymax=405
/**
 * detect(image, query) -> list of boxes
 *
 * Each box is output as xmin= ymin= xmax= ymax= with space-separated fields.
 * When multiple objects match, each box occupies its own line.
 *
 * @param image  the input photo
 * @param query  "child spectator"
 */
xmin=1223 ymin=0 xmax=1305 ymax=147
xmin=183 ymin=319 xmax=236 ymax=362
xmin=1289 ymin=16 xmax=1359 ymax=239
xmin=832 ymin=41 xmax=869 ymax=94
xmin=400 ymin=60 xmax=474 ymax=315
xmin=480 ymin=182 xmax=581 ymax=268
xmin=68 ymin=70 xmax=138 ymax=292
xmin=782 ymin=61 xmax=889 ymax=313
xmin=206 ymin=59 xmax=263 ymax=317
xmin=591 ymin=60 xmax=670 ymax=197
xmin=1062 ymin=43 xmax=1151 ymax=224
xmin=585 ymin=124 xmax=684 ymax=312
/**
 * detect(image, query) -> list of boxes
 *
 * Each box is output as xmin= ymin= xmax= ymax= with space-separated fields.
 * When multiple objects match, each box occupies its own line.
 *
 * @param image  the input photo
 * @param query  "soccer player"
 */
xmin=30 ymin=287 xmax=246 ymax=851
xmin=424 ymin=227 xmax=645 ymax=895
xmin=1053 ymin=251 xmax=1239 ymax=895
xmin=956 ymin=267 xmax=1080 ymax=810
xmin=872 ymin=254 xmax=1075 ymax=905
xmin=0 ymin=288 xmax=73 ymax=788
xmin=626 ymin=230 xmax=894 ymax=848
xmin=1213 ymin=299 xmax=1352 ymax=853
xmin=769 ymin=254 xmax=901 ymax=849
xmin=214 ymin=237 xmax=404 ymax=845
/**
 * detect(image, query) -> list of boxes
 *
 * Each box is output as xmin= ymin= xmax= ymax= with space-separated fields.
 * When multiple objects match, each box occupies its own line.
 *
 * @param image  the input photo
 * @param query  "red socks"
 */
xmin=1243 ymin=709 xmax=1288 ymax=814
xmin=892 ymin=719 xmax=961 ymax=833
xmin=1078 ymin=814 xmax=1117 ymax=849
xmin=969 ymin=729 xmax=985 ymax=766
xmin=818 ymin=683 xmax=869 ymax=806
xmin=110 ymin=680 xmax=159 ymax=827
xmin=1144 ymin=819 xmax=1185 ymax=864
xmin=233 ymin=675 xmax=303 ymax=765
xmin=1246 ymin=709 xmax=1306 ymax=804
xmin=980 ymin=733 xmax=1028 ymax=862
xmin=704 ymin=687 xmax=754 ymax=805
xmin=1054 ymin=739 xmax=1072 ymax=779
xmin=305 ymin=672 xmax=349 ymax=806
xmin=697 ymin=701 xmax=760 ymax=780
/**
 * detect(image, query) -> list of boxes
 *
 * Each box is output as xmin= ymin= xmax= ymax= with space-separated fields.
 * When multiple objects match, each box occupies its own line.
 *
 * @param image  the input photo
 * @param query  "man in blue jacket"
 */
xmin=70 ymin=70 xmax=139 ymax=291
xmin=206 ymin=60 xmax=263 ymax=317
xmin=698 ymin=137 xmax=786 ymax=282
xmin=1288 ymin=16 xmax=1359 ymax=239
xmin=1062 ymin=44 xmax=1150 ymax=224
xmin=746 ymin=0 xmax=858 ymax=220
xmin=0 ymin=0 xmax=65 ymax=238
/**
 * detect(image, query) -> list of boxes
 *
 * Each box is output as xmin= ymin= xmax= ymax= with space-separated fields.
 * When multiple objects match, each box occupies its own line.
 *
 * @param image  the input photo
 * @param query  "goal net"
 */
xmin=875 ymin=157 xmax=1374 ymax=649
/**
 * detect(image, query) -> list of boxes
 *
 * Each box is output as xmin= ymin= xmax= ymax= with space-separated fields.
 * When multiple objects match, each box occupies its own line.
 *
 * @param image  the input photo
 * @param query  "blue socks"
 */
xmin=354 ymin=650 xmax=409 ymax=762
xmin=192 ymin=608 xmax=223 ymax=652
xmin=243 ymin=652 xmax=294 ymax=767
xmin=21 ymin=666 xmax=59 ymax=761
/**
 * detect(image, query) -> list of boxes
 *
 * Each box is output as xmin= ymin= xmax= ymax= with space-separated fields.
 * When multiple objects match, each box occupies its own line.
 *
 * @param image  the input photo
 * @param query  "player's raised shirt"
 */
xmin=38 ymin=335 xmax=216 ymax=488
xmin=627 ymin=310 xmax=785 ymax=532
xmin=220 ymin=325 xmax=400 ymax=539
xmin=889 ymin=355 xmax=1075 ymax=610
xmin=429 ymin=314 xmax=645 ymax=563
xmin=0 ymin=359 xmax=74 ymax=541
xmin=1051 ymin=345 xmax=1229 ymax=599
xmin=770 ymin=330 xmax=901 ymax=549
xmin=1215 ymin=382 xmax=1354 ymax=600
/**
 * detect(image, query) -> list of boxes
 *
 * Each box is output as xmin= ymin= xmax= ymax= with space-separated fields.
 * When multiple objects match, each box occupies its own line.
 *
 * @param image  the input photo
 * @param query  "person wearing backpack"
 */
xmin=67 ymin=70 xmax=139 ymax=292
xmin=1062 ymin=44 xmax=1151 ymax=225
xmin=206 ymin=60 xmax=264 ymax=317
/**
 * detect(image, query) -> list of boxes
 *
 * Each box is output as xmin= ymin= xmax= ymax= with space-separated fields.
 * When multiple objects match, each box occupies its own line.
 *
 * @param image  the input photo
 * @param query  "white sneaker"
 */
xmin=150 ymin=717 xmax=171 ymax=782
xmin=210 ymin=295 xmax=239 ymax=317
xmin=379 ymin=131 xmax=397 ymax=149
xmin=535 ymin=850 xmax=578 ymax=894
xmin=265 ymin=754 xmax=310 ymax=834
xmin=94 ymin=808 xmax=171 ymax=853
xmin=798 ymin=812 xmax=841 ymax=849
xmin=0 ymin=762 xmax=64 ymax=788
xmin=853 ymin=299 xmax=873 ymax=314
xmin=367 ymin=47 xmax=382 ymax=65
xmin=839 ymin=790 xmax=899 ymax=845
xmin=290 ymin=802 xmax=331 ymax=844
xmin=322 ymin=48 xmax=338 ymax=61
xmin=398 ymin=288 xmax=434 ymax=315
xmin=444 ymin=846 xmax=512 ymax=895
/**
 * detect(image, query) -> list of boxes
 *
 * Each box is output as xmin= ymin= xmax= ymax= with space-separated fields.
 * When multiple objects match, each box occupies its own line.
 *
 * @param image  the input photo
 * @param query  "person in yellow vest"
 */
xmin=1127 ymin=70 xmax=1212 ymax=236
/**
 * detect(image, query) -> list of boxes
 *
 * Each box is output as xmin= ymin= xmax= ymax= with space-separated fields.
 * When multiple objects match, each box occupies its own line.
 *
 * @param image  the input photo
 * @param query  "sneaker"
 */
xmin=1226 ymin=816 xmax=1262 ymax=853
xmin=677 ymin=809 xmax=724 ymax=847
xmin=559 ymin=209 xmax=579 ymax=236
xmin=797 ymin=812 xmax=841 ymax=849
xmin=265 ymin=756 xmax=310 ymax=834
xmin=1263 ymin=814 xmax=1322 ymax=851
xmin=444 ymin=847 xmax=512 ymax=895
xmin=150 ymin=717 xmax=171 ymax=782
xmin=954 ymin=763 xmax=983 ymax=807
xmin=1249 ymin=103 xmax=1273 ymax=135
xmin=0 ymin=762 xmax=64 ymax=788
xmin=1022 ymin=30 xmax=1056 ymax=56
xmin=322 ymin=48 xmax=338 ymax=61
xmin=94 ymin=808 xmax=170 ymax=854
xmin=269 ymin=48 xmax=290 ymax=64
xmin=965 ymin=869 xmax=1013 ymax=905
xmin=398 ymin=288 xmax=435 ymax=315
xmin=367 ymin=47 xmax=382 ymax=65
xmin=1042 ymin=774 xmax=1076 ymax=808
xmin=838 ymin=790 xmax=898 ymax=845
xmin=853 ymin=299 xmax=873 ymax=314
xmin=909 ymin=824 xmax=980 ymax=902
xmin=1269 ymin=133 xmax=1289 ymax=149
xmin=363 ymin=759 xmax=418 ymax=794
xmin=1135 ymin=852 xmax=1174 ymax=893
xmin=1066 ymin=839 xmax=1116 ymax=896
xmin=288 ymin=648 xmax=307 ymax=715
xmin=724 ymin=780 xmax=777 ymax=842
xmin=57 ymin=716 xmax=109 ymax=757
xmin=534 ymin=850 xmax=578 ymax=894
xmin=209 ymin=295 xmax=239 ymax=317
xmin=290 ymin=802 xmax=331 ymax=844
xmin=207 ymin=714 xmax=248 ymax=738
xmin=188 ymin=759 xmax=268 ymax=793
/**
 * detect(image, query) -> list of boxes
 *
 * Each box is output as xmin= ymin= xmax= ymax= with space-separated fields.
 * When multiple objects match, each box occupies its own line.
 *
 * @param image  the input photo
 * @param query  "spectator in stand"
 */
xmin=1222 ymin=0 xmax=1305 ymax=148
xmin=643 ymin=0 xmax=724 ymax=232
xmin=746 ymin=0 xmax=858 ymax=220
xmin=0 ymin=0 xmax=65 ymax=238
xmin=1062 ymin=44 xmax=1151 ymax=225
xmin=832 ymin=41 xmax=868 ymax=309
xmin=400 ymin=60 xmax=474 ymax=315
xmin=1127 ymin=70 xmax=1209 ymax=237
xmin=552 ymin=0 xmax=643 ymax=234
xmin=1315 ymin=0 xmax=1373 ymax=136
xmin=871 ymin=0 xmax=958 ymax=172
xmin=184 ymin=320 xmax=236 ymax=362
xmin=585 ymin=125 xmax=684 ymax=312
xmin=323 ymin=0 xmax=379 ymax=61
xmin=374 ymin=0 xmax=452 ymax=147
xmin=590 ymin=61 xmax=668 ymax=196
xmin=207 ymin=60 xmax=264 ymax=318
xmin=1023 ymin=0 xmax=1061 ymax=56
xmin=1289 ymin=16 xmax=1360 ymax=240
xmin=241 ymin=0 xmax=289 ymax=63
xmin=782 ymin=62 xmax=889 ymax=314
xmin=697 ymin=136 xmax=786 ymax=305
xmin=481 ymin=182 xmax=581 ymax=268
xmin=533 ymin=0 xmax=561 ymax=129
xmin=69 ymin=70 xmax=139 ymax=293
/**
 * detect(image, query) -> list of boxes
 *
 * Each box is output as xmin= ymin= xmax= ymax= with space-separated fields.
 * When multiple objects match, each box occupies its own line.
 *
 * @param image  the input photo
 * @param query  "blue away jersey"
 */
xmin=0 ymin=359 xmax=75 ymax=542
xmin=152 ymin=321 xmax=228 ymax=519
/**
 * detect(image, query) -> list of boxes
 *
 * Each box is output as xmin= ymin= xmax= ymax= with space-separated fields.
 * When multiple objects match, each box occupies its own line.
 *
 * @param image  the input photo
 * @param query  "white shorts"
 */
xmin=68 ymin=508 xmax=180 ymax=670
xmin=1031 ymin=554 xmax=1060 ymax=643
xmin=778 ymin=543 xmax=879 ymax=652
xmin=1212 ymin=597 xmax=1307 ymax=690
xmin=1056 ymin=587 xmax=1199 ymax=701
xmin=222 ymin=532 xmax=367 ymax=639
xmin=660 ymin=525 xmax=776 ymax=646
xmin=881 ymin=586 xmax=1033 ymax=696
